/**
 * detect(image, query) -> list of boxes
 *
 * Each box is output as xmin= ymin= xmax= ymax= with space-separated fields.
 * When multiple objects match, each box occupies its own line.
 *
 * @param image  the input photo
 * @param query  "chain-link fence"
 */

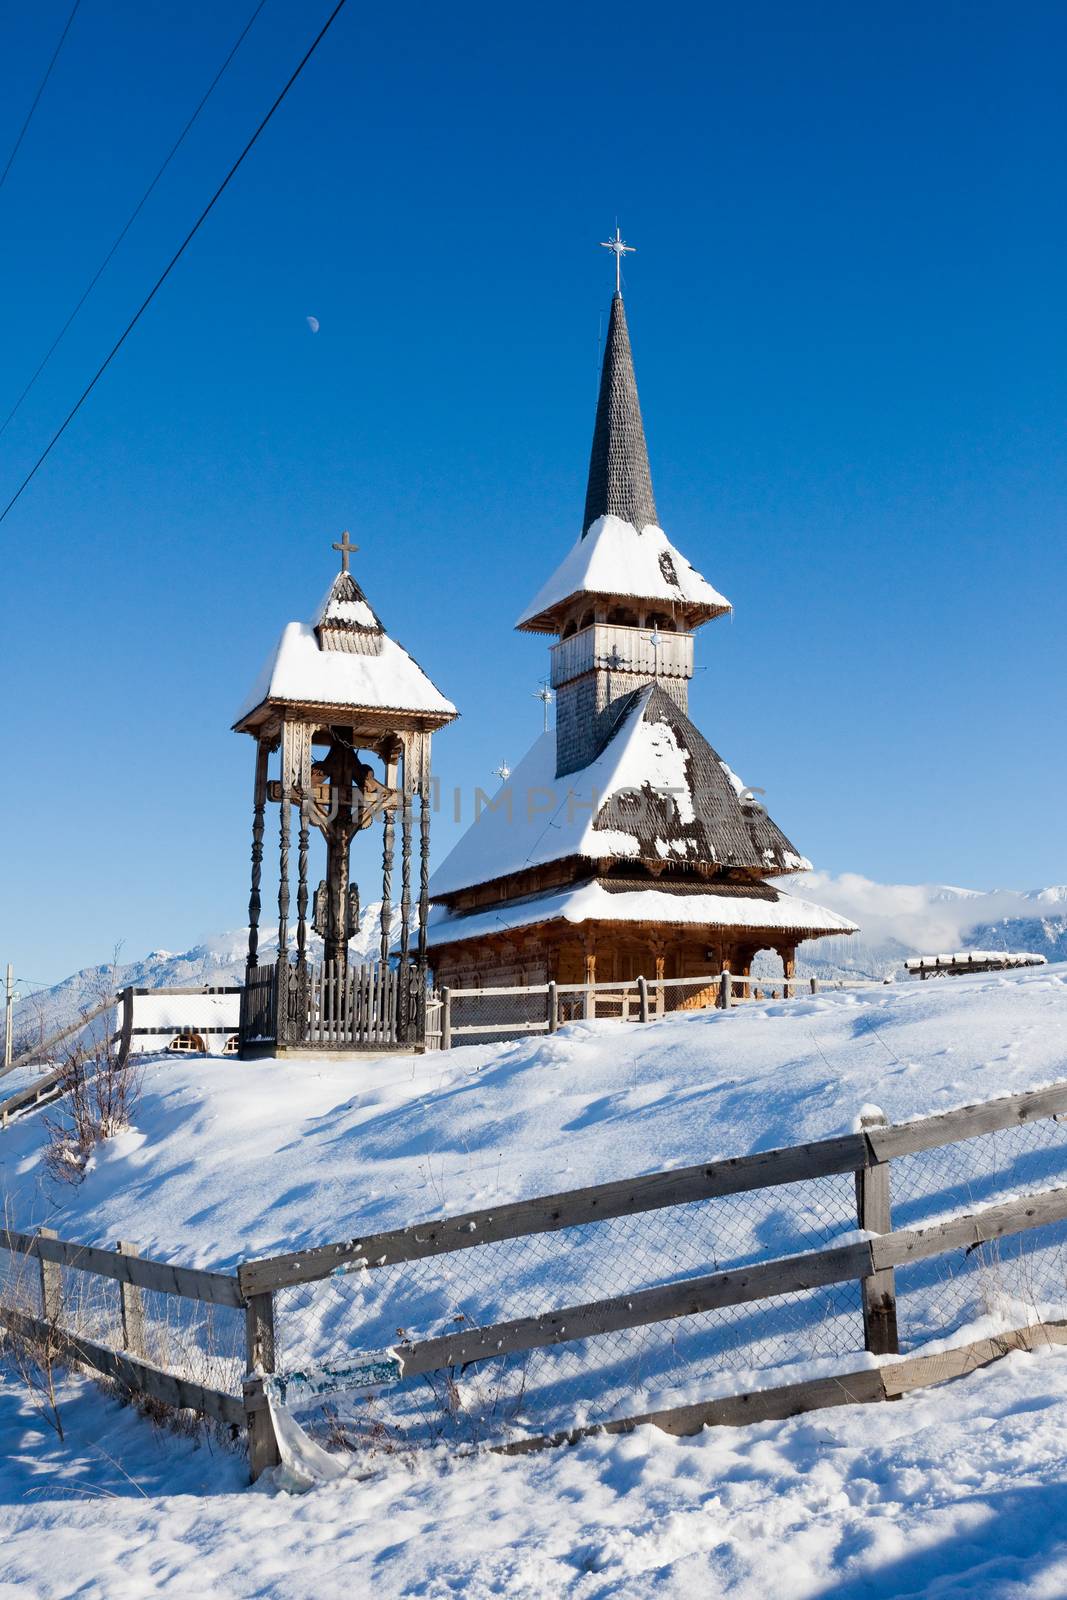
xmin=438 ymin=972 xmax=861 ymax=1046
xmin=264 ymin=1097 xmax=1067 ymax=1460
xmin=890 ymin=1115 xmax=1067 ymax=1348
xmin=272 ymin=1166 xmax=865 ymax=1452
xmin=0 ymin=1236 xmax=245 ymax=1412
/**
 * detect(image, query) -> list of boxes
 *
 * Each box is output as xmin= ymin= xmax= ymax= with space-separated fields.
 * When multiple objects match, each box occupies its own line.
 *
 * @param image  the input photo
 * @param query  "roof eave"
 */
xmin=515 ymin=595 xmax=731 ymax=635
xmin=233 ymin=694 xmax=458 ymax=736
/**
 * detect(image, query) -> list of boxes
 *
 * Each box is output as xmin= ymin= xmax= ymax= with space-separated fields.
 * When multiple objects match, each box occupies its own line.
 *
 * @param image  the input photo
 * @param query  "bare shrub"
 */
xmin=0 ymin=1232 xmax=68 ymax=1440
xmin=42 ymin=977 xmax=141 ymax=1185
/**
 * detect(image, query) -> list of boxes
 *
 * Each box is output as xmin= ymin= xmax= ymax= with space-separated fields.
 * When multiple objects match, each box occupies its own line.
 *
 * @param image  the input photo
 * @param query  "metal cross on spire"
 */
xmin=332 ymin=531 xmax=359 ymax=573
xmin=600 ymin=225 xmax=635 ymax=293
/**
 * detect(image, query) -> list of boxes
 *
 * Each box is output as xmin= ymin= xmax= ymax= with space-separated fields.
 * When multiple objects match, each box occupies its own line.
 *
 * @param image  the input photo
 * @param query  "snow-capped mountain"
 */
xmin=790 ymin=877 xmax=1067 ymax=981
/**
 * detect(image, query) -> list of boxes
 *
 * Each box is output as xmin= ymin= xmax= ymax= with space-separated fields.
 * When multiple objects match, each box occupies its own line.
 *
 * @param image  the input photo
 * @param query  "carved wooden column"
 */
xmin=277 ymin=719 xmax=292 ymax=1046
xmin=379 ymin=741 xmax=399 ymax=967
xmin=296 ymin=798 xmax=310 ymax=968
xmin=276 ymin=721 xmax=312 ymax=1046
xmin=246 ymin=739 xmax=269 ymax=974
xmin=398 ymin=735 xmax=414 ymax=1039
xmin=415 ymin=732 xmax=432 ymax=1040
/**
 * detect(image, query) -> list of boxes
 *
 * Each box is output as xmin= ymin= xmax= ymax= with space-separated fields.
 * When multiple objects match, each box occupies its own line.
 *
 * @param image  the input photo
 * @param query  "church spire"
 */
xmin=582 ymin=287 xmax=658 ymax=538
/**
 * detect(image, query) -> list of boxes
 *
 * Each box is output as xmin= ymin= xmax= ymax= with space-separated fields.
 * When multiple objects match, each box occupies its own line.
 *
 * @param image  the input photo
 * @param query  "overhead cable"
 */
xmin=0 ymin=0 xmax=270 ymax=440
xmin=0 ymin=0 xmax=350 ymax=526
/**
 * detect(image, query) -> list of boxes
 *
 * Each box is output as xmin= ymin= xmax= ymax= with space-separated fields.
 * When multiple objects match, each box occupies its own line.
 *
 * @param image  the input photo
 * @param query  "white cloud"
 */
xmin=791 ymin=871 xmax=1067 ymax=959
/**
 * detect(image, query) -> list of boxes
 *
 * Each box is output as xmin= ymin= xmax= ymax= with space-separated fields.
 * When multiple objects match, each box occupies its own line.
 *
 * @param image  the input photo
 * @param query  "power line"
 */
xmin=0 ymin=0 xmax=350 ymax=527
xmin=0 ymin=0 xmax=83 ymax=195
xmin=0 ymin=0 xmax=269 ymax=441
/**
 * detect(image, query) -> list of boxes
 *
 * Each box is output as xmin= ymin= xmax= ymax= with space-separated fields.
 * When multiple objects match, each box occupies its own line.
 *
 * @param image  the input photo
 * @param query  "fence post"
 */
xmin=855 ymin=1110 xmax=899 ymax=1356
xmin=37 ymin=1227 xmax=61 ymax=1325
xmin=583 ymin=985 xmax=594 ymax=1021
xmin=440 ymin=987 xmax=452 ymax=1051
xmin=116 ymin=1241 xmax=146 ymax=1359
xmin=718 ymin=971 xmax=732 ymax=1010
xmin=244 ymin=1290 xmax=280 ymax=1481
xmin=547 ymin=981 xmax=558 ymax=1033
xmin=810 ymin=976 xmax=819 ymax=995
xmin=637 ymin=976 xmax=649 ymax=1023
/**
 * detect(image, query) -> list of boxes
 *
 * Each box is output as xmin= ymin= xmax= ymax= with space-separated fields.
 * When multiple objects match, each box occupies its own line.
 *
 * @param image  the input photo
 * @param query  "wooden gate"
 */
xmin=303 ymin=960 xmax=401 ymax=1048
xmin=239 ymin=964 xmax=278 ymax=1044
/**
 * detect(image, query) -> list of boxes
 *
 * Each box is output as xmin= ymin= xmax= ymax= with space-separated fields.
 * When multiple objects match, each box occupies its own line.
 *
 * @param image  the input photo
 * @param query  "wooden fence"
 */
xmin=436 ymin=969 xmax=880 ymax=1046
xmin=238 ymin=1077 xmax=1067 ymax=1475
xmin=5 ymin=1077 xmax=1067 ymax=1481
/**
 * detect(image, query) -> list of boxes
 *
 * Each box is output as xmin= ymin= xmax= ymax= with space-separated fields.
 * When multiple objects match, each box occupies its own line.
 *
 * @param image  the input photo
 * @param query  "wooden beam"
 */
xmin=1 ymin=1228 xmax=242 ymax=1306
xmin=854 ymin=1111 xmax=898 ymax=1355
xmin=396 ymin=1242 xmax=874 ymax=1377
xmin=497 ymin=1367 xmax=887 ymax=1455
xmin=237 ymin=1132 xmax=869 ymax=1294
xmin=867 ymin=1083 xmax=1067 ymax=1160
xmin=116 ymin=1241 xmax=146 ymax=1359
xmin=872 ymin=1186 xmax=1067 ymax=1269
xmin=495 ymin=1319 xmax=1067 ymax=1458
xmin=0 ymin=1305 xmax=244 ymax=1427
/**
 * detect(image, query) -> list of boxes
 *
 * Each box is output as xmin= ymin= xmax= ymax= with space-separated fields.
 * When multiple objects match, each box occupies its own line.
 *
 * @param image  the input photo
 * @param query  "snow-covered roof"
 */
xmin=516 ymin=514 xmax=731 ymax=632
xmin=235 ymin=622 xmax=456 ymax=725
xmin=904 ymin=951 xmax=1048 ymax=972
xmin=428 ymin=684 xmax=809 ymax=900
xmin=426 ymin=879 xmax=857 ymax=949
xmin=312 ymin=570 xmax=384 ymax=643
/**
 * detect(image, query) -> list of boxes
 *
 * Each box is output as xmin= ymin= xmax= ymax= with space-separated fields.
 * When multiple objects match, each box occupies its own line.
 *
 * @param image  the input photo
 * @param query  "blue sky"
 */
xmin=2 ymin=1 xmax=1065 ymax=981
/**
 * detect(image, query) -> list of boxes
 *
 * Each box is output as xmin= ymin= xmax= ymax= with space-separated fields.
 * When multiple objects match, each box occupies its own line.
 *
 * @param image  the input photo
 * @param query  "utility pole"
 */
xmin=4 ymin=964 xmax=13 ymax=1070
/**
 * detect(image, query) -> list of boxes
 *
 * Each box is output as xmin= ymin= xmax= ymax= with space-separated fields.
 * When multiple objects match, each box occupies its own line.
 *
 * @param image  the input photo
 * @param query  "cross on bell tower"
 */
xmin=332 ymin=531 xmax=359 ymax=573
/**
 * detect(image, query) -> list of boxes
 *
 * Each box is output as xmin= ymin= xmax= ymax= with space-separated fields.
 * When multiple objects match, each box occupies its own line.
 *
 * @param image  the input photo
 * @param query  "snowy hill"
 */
xmin=5 ymin=962 xmax=1067 ymax=1264
xmin=5 ymin=959 xmax=1067 ymax=1597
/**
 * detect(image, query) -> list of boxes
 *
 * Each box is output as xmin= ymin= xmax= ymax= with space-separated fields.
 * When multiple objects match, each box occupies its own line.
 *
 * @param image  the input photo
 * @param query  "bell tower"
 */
xmin=233 ymin=535 xmax=456 ymax=1054
xmin=515 ymin=245 xmax=730 ymax=776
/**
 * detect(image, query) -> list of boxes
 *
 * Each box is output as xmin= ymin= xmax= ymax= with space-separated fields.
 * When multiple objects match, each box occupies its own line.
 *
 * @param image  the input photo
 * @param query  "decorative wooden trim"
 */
xmin=278 ymin=721 xmax=291 ymax=958
xmin=296 ymin=797 xmax=310 ymax=967
xmin=416 ymin=732 xmax=432 ymax=1036
xmin=380 ymin=745 xmax=399 ymax=966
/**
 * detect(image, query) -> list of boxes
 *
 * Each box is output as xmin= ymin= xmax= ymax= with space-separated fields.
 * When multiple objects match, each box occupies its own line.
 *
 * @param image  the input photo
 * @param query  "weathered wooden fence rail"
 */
xmin=6 ymin=1077 xmax=1067 ymax=1483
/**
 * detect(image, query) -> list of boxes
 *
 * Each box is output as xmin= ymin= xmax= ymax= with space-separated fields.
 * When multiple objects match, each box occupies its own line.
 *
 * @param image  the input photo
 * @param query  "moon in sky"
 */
xmin=306 ymin=315 xmax=320 ymax=334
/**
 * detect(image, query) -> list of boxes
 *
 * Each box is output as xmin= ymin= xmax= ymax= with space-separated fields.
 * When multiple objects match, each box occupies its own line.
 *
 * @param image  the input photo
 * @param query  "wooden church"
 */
xmin=426 ymin=256 xmax=855 ymax=993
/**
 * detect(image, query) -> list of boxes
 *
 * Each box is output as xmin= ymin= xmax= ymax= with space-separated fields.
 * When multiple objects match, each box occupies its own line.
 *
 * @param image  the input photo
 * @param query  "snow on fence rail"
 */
xmin=7 ymin=1079 xmax=1067 ymax=1482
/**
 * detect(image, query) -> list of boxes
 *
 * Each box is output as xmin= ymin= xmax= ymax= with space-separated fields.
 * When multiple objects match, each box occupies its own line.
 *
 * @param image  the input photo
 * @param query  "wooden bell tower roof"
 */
xmin=233 ymin=534 xmax=456 ymax=737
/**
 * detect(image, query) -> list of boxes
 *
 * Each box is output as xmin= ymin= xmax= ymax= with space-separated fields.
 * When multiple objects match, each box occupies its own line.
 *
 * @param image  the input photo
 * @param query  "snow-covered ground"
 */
xmin=3 ymin=964 xmax=1067 ymax=1595
xmin=3 ymin=1342 xmax=1067 ymax=1598
xmin=4 ymin=963 xmax=1067 ymax=1264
